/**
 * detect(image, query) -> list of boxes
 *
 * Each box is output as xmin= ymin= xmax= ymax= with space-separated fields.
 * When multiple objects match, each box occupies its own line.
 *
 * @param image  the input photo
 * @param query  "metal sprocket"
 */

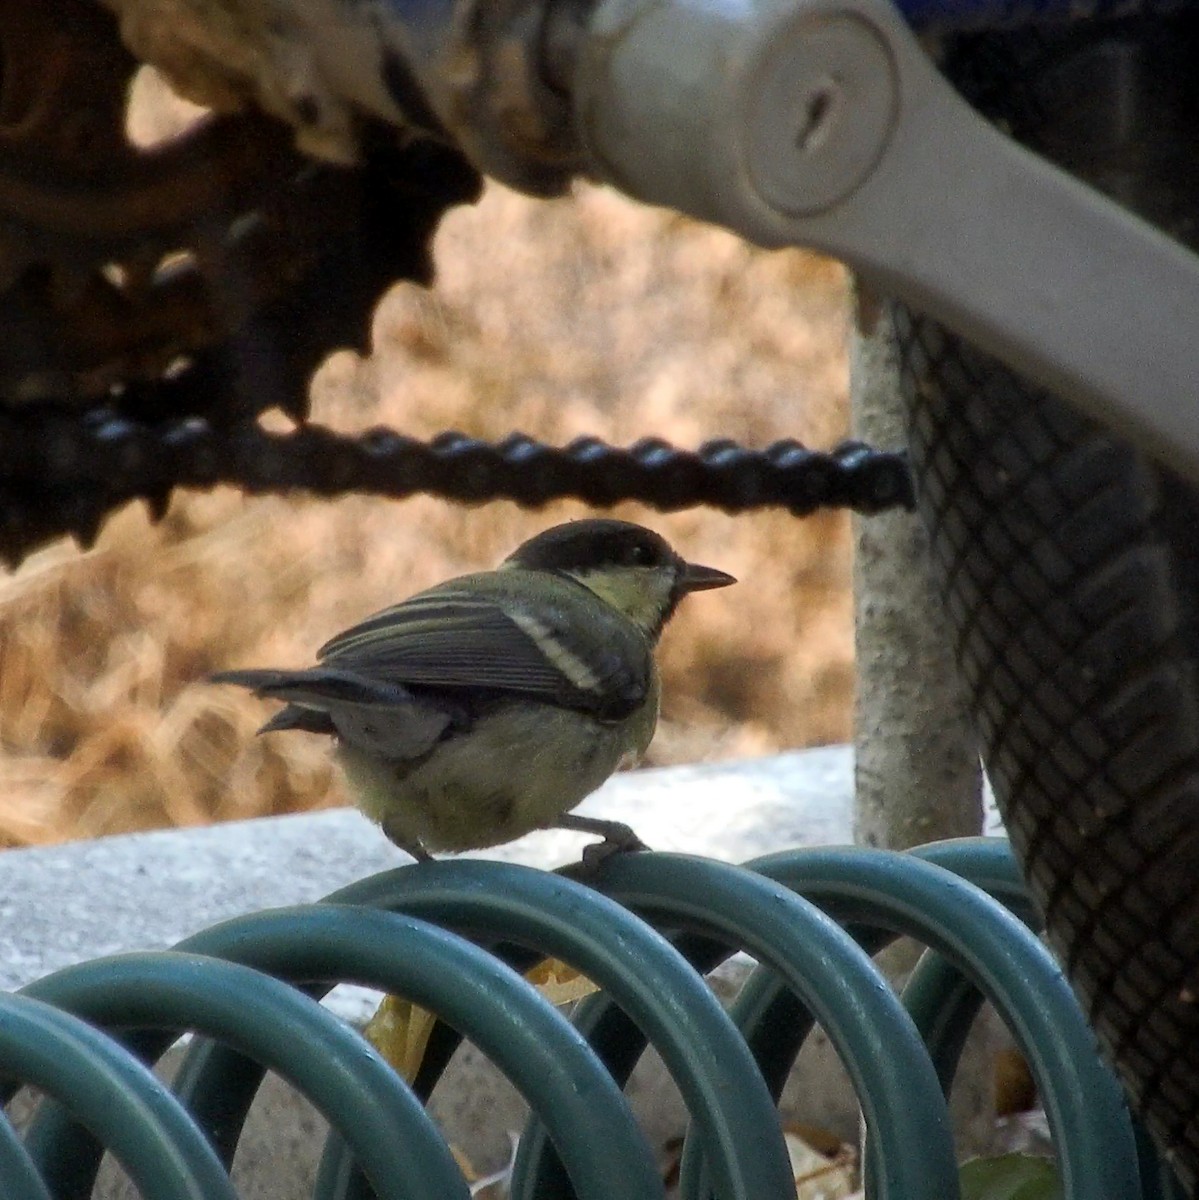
xmin=0 ymin=0 xmax=481 ymax=422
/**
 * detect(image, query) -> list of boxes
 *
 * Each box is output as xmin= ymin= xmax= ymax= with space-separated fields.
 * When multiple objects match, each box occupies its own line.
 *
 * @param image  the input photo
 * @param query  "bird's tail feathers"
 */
xmin=210 ymin=667 xmax=453 ymax=756
xmin=210 ymin=667 xmax=413 ymax=711
xmin=257 ymin=704 xmax=336 ymax=737
xmin=211 ymin=668 xmax=297 ymax=693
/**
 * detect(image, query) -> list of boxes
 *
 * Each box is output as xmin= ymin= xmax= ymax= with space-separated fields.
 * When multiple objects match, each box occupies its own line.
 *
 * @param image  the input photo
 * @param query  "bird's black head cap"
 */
xmin=507 ymin=519 xmax=680 ymax=573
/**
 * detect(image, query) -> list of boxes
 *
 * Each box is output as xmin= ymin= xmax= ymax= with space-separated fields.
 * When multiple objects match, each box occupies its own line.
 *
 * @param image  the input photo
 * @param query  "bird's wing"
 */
xmin=318 ymin=583 xmax=650 ymax=716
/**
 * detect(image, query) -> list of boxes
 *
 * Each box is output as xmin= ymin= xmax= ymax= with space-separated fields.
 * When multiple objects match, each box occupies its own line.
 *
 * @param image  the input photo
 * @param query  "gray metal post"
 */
xmin=851 ymin=284 xmax=983 ymax=849
xmin=850 ymin=286 xmax=999 ymax=1156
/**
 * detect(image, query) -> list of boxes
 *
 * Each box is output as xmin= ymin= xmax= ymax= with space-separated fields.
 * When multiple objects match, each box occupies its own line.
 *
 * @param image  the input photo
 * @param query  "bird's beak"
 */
xmin=678 ymin=561 xmax=737 ymax=592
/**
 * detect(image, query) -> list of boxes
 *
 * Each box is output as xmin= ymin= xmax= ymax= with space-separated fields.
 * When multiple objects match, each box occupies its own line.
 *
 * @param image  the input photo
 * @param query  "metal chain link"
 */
xmin=0 ymin=408 xmax=914 ymax=566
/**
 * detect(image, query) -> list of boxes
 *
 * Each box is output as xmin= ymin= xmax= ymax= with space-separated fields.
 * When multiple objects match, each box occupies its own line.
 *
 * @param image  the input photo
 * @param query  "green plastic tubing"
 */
xmin=0 ymin=837 xmax=1158 ymax=1200
xmin=0 ymin=990 xmax=236 ymax=1200
xmin=328 ymin=859 xmax=798 ymax=1200
xmin=581 ymin=851 xmax=960 ymax=1200
xmin=908 ymin=837 xmax=1181 ymax=1199
xmin=909 ymin=837 xmax=1040 ymax=926
xmin=0 ymin=1100 xmax=51 ymax=1200
xmin=745 ymin=844 xmax=1143 ymax=1200
xmin=21 ymin=951 xmax=469 ymax=1200
xmin=174 ymin=904 xmax=664 ymax=1200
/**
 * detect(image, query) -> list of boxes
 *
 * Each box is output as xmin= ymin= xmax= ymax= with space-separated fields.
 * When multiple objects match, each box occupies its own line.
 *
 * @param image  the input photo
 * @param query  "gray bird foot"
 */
xmin=579 ymin=837 xmax=647 ymax=873
xmin=380 ymin=817 xmax=433 ymax=864
xmin=554 ymin=814 xmax=650 ymax=876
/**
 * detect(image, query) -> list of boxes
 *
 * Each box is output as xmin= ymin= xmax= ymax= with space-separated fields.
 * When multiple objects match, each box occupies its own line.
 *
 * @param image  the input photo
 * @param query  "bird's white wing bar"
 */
xmin=318 ymin=587 xmax=650 ymax=715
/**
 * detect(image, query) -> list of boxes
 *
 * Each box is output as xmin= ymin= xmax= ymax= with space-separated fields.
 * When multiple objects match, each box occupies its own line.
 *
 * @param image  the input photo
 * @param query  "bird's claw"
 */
xmin=579 ymin=832 xmax=649 ymax=873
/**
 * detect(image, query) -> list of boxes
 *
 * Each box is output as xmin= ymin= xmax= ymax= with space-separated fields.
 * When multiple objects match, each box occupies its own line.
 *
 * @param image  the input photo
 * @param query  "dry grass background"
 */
xmin=0 ymin=176 xmax=852 ymax=848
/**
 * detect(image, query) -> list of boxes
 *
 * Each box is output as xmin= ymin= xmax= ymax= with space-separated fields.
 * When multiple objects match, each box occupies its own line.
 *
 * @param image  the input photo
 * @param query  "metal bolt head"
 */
xmin=743 ymin=12 xmax=899 ymax=217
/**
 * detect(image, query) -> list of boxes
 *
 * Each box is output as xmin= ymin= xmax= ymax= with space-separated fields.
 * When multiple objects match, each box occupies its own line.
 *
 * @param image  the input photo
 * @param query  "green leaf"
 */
xmin=959 ymin=1154 xmax=1062 ymax=1200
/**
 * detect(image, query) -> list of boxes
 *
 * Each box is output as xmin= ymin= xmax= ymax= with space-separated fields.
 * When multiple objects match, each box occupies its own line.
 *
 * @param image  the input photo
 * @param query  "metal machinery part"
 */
xmin=98 ymin=0 xmax=587 ymax=189
xmin=0 ymin=421 xmax=914 ymax=566
xmin=0 ymin=0 xmax=917 ymax=568
xmin=566 ymin=0 xmax=1199 ymax=483
xmin=4 ymin=0 xmax=1198 ymax=471
xmin=21 ymin=0 xmax=1194 ymax=552
xmin=0 ymin=0 xmax=481 ymax=417
xmin=0 ymin=0 xmax=481 ymax=562
xmin=99 ymin=0 xmax=1199 ymax=486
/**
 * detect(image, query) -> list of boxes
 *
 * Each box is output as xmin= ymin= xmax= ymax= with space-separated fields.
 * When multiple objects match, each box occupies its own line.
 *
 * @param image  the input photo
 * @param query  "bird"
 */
xmin=211 ymin=518 xmax=735 ymax=861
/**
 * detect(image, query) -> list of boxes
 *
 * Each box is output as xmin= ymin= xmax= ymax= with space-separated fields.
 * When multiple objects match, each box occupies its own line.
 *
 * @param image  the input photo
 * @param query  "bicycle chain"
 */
xmin=0 ymin=409 xmax=912 ymax=567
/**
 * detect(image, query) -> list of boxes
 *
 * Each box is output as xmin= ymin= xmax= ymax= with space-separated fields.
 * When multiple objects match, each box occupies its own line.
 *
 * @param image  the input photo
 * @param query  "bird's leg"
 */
xmin=554 ymin=814 xmax=650 ymax=870
xmin=381 ymin=815 xmax=433 ymax=864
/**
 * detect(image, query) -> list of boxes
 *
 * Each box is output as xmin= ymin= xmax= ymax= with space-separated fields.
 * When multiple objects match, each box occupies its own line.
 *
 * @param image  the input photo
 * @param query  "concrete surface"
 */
xmin=0 ymin=745 xmax=1010 ymax=1192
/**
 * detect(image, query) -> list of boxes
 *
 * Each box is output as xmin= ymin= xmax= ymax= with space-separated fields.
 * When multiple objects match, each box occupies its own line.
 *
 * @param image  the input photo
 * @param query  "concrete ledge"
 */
xmin=0 ymin=745 xmax=1009 ymax=1190
xmin=0 ymin=745 xmax=869 ymax=993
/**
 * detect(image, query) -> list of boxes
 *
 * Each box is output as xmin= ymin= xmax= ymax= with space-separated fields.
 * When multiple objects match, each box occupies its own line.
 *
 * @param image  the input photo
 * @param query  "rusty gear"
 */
xmin=0 ymin=0 xmax=481 ymax=419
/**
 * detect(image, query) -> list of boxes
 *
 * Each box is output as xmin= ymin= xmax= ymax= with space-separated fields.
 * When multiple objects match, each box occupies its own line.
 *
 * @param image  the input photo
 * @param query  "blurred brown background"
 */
xmin=0 ymin=179 xmax=852 ymax=848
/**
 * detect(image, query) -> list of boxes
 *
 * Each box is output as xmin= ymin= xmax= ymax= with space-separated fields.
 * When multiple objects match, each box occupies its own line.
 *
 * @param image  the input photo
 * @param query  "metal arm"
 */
xmin=566 ymin=0 xmax=1199 ymax=477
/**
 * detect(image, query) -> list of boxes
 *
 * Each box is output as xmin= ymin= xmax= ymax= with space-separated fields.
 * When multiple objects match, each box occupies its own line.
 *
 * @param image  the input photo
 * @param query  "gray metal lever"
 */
xmin=572 ymin=0 xmax=1199 ymax=476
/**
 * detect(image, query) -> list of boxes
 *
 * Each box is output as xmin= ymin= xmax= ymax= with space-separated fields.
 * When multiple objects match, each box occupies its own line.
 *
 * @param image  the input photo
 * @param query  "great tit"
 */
xmin=211 ymin=519 xmax=735 ymax=860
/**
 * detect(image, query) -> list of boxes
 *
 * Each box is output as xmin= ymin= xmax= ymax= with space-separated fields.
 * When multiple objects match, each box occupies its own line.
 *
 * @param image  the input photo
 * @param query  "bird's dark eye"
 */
xmin=626 ymin=542 xmax=655 ymax=566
